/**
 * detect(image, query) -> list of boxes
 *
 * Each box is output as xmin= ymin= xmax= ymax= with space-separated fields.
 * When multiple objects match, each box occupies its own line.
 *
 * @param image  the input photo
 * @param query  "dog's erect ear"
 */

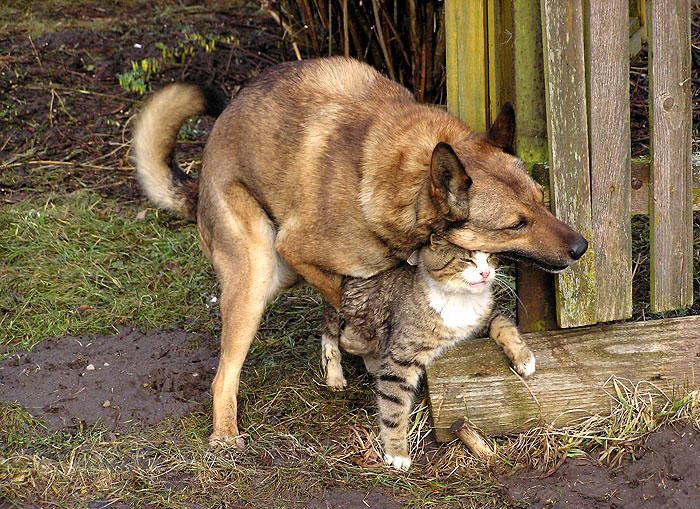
xmin=430 ymin=142 xmax=471 ymax=218
xmin=487 ymin=102 xmax=516 ymax=155
xmin=429 ymin=233 xmax=448 ymax=249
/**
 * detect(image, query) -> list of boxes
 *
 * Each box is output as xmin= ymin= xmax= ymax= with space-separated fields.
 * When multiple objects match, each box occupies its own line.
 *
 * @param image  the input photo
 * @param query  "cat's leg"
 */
xmin=362 ymin=353 xmax=381 ymax=375
xmin=489 ymin=314 xmax=536 ymax=377
xmin=321 ymin=307 xmax=347 ymax=391
xmin=339 ymin=325 xmax=376 ymax=356
xmin=337 ymin=323 xmax=380 ymax=375
xmin=376 ymin=358 xmax=422 ymax=471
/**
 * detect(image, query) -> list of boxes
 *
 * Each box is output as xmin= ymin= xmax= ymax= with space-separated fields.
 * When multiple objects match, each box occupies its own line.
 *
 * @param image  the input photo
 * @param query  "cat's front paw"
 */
xmin=513 ymin=348 xmax=536 ymax=378
xmin=384 ymin=453 xmax=411 ymax=471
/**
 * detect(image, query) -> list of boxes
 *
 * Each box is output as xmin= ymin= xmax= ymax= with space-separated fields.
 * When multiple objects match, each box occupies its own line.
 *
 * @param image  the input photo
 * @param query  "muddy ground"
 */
xmin=0 ymin=328 xmax=218 ymax=430
xmin=1 ymin=328 xmax=698 ymax=508
xmin=504 ymin=425 xmax=699 ymax=509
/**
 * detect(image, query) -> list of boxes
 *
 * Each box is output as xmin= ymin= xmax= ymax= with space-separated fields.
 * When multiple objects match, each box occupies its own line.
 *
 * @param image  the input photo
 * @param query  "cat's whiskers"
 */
xmin=492 ymin=275 xmax=526 ymax=312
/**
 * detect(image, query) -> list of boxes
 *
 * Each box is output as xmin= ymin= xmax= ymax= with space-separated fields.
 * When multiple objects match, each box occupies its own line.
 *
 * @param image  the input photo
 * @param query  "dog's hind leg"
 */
xmin=204 ymin=184 xmax=297 ymax=447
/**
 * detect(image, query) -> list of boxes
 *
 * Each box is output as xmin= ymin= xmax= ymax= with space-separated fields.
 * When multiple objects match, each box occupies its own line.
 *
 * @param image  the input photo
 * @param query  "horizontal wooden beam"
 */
xmin=534 ymin=159 xmax=700 ymax=215
xmin=426 ymin=316 xmax=700 ymax=441
xmin=631 ymin=160 xmax=700 ymax=215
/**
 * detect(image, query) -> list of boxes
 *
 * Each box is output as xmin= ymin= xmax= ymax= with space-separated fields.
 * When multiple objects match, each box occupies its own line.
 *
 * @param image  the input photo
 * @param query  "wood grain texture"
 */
xmin=529 ymin=159 xmax=700 ymax=215
xmin=445 ymin=0 xmax=488 ymax=130
xmin=445 ymin=0 xmax=459 ymax=116
xmin=487 ymin=0 xmax=514 ymax=124
xmin=516 ymin=268 xmax=556 ymax=333
xmin=630 ymin=160 xmax=700 ymax=215
xmin=647 ymin=0 xmax=693 ymax=312
xmin=513 ymin=0 xmax=548 ymax=163
xmin=512 ymin=0 xmax=556 ymax=333
xmin=540 ymin=0 xmax=597 ymax=328
xmin=426 ymin=315 xmax=700 ymax=441
xmin=586 ymin=0 xmax=632 ymax=322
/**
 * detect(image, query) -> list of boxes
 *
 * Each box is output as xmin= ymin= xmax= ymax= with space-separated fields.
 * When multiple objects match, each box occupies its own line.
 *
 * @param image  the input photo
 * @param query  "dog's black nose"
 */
xmin=568 ymin=236 xmax=588 ymax=260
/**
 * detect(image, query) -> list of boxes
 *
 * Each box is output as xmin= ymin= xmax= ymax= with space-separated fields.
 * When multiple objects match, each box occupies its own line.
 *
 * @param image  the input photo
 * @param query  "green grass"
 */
xmin=0 ymin=191 xmax=218 ymax=351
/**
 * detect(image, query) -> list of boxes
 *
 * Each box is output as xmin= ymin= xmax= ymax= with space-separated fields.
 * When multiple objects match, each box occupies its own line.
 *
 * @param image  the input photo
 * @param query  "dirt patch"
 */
xmin=304 ymin=488 xmax=403 ymax=509
xmin=503 ymin=424 xmax=700 ymax=509
xmin=0 ymin=328 xmax=218 ymax=429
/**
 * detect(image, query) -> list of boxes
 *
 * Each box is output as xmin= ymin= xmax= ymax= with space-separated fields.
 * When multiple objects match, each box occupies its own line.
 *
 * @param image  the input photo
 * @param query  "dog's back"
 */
xmin=198 ymin=58 xmax=470 ymax=280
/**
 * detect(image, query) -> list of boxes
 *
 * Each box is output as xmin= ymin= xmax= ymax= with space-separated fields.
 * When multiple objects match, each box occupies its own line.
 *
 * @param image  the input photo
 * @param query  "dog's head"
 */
xmin=429 ymin=104 xmax=588 ymax=272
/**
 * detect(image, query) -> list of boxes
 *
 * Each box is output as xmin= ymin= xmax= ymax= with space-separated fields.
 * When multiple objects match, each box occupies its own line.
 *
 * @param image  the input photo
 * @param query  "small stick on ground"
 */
xmin=451 ymin=419 xmax=495 ymax=461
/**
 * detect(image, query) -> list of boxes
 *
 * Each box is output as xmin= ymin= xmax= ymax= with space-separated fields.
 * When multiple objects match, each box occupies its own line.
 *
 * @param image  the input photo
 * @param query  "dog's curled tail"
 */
xmin=133 ymin=83 xmax=225 ymax=221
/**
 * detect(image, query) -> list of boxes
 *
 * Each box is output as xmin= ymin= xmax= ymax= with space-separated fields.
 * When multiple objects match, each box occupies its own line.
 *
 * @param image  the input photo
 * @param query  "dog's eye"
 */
xmin=508 ymin=219 xmax=527 ymax=230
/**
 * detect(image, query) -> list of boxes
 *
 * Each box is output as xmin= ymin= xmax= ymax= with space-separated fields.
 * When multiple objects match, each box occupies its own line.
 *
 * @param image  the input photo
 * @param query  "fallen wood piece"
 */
xmin=427 ymin=316 xmax=700 ymax=442
xmin=451 ymin=419 xmax=495 ymax=461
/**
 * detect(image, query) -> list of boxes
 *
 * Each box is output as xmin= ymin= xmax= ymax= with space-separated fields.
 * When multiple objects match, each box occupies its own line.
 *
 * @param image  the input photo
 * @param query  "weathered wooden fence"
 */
xmin=428 ymin=0 xmax=697 ymax=441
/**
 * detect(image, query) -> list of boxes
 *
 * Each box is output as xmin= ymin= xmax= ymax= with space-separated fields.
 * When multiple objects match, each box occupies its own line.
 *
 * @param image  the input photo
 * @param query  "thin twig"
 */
xmin=371 ymin=0 xmax=396 ymax=80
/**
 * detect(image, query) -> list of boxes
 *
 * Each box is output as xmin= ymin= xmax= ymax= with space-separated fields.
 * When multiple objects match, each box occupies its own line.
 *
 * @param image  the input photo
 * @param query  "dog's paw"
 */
xmin=513 ymin=349 xmax=536 ymax=378
xmin=208 ymin=433 xmax=246 ymax=449
xmin=384 ymin=453 xmax=411 ymax=471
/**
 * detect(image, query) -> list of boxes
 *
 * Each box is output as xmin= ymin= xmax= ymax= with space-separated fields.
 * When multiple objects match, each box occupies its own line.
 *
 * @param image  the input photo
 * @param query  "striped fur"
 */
xmin=322 ymin=238 xmax=535 ymax=470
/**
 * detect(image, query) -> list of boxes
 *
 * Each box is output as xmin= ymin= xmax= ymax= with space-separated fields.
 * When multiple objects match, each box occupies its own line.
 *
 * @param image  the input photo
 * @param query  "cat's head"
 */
xmin=408 ymin=235 xmax=498 ymax=294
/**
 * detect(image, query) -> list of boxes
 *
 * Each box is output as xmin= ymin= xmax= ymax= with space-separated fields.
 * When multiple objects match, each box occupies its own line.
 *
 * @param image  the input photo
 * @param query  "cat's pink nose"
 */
xmin=481 ymin=270 xmax=491 ymax=280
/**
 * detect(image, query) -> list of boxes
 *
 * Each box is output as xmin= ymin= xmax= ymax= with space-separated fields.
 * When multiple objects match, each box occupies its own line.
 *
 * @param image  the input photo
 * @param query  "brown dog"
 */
xmin=133 ymin=57 xmax=587 ymax=446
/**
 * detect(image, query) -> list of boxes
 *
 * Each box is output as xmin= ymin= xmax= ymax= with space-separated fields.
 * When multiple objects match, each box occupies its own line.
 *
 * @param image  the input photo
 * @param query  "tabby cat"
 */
xmin=321 ymin=236 xmax=535 ymax=470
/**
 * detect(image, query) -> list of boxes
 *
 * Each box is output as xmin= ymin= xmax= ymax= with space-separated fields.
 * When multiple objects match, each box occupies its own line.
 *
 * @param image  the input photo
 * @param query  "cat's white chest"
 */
xmin=427 ymin=285 xmax=492 ymax=333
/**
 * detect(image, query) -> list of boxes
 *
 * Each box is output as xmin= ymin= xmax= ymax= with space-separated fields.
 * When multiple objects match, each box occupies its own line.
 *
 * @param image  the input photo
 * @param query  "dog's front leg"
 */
xmin=275 ymin=231 xmax=343 ymax=308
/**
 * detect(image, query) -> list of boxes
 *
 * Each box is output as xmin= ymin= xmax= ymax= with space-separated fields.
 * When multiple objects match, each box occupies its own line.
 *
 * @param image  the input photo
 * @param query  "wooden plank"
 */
xmin=630 ymin=160 xmax=700 ymax=215
xmin=586 ymin=0 xmax=632 ymax=322
xmin=512 ymin=0 xmax=556 ymax=333
xmin=540 ymin=0 xmax=597 ymax=328
xmin=532 ymin=159 xmax=700 ymax=216
xmin=427 ymin=315 xmax=700 ymax=441
xmin=487 ymin=0 xmax=514 ymax=124
xmin=516 ymin=268 xmax=557 ymax=332
xmin=629 ymin=18 xmax=644 ymax=58
xmin=647 ymin=0 xmax=693 ymax=312
xmin=513 ymin=0 xmax=548 ymax=164
xmin=445 ymin=0 xmax=460 ymax=117
xmin=445 ymin=0 xmax=488 ymax=130
xmin=638 ymin=0 xmax=648 ymax=43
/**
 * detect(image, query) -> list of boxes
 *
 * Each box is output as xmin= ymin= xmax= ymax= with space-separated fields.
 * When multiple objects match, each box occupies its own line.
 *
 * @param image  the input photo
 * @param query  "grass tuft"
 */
xmin=0 ymin=190 xmax=218 ymax=351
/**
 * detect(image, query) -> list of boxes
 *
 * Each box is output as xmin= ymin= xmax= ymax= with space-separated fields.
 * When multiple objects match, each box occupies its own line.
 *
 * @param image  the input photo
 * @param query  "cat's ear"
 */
xmin=430 ymin=142 xmax=471 ymax=219
xmin=407 ymin=249 xmax=420 ymax=266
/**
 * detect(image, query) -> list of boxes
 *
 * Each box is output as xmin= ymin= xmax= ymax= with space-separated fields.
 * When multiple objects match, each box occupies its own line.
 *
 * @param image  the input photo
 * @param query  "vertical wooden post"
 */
xmin=513 ymin=0 xmax=548 ymax=165
xmin=512 ymin=0 xmax=556 ymax=332
xmin=540 ymin=0 xmax=597 ymax=328
xmin=445 ymin=0 xmax=489 ymax=130
xmin=487 ymin=0 xmax=514 ymax=123
xmin=586 ymin=0 xmax=633 ymax=322
xmin=647 ymin=0 xmax=693 ymax=312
